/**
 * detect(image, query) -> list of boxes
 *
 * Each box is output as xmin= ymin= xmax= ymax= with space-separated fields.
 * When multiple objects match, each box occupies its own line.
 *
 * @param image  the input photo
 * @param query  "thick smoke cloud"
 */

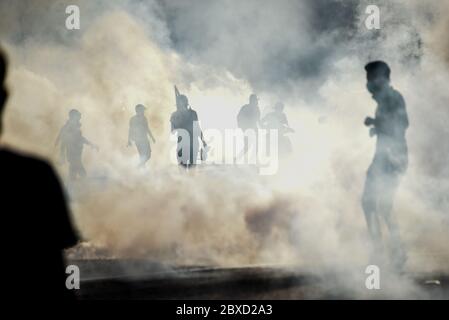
xmin=0 ymin=0 xmax=448 ymax=298
xmin=159 ymin=0 xmax=360 ymax=101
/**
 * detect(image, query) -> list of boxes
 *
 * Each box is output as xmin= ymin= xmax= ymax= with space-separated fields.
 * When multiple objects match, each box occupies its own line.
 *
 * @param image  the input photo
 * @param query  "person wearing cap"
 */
xmin=362 ymin=61 xmax=409 ymax=269
xmin=128 ymin=104 xmax=156 ymax=168
xmin=236 ymin=94 xmax=261 ymax=161
xmin=55 ymin=108 xmax=98 ymax=180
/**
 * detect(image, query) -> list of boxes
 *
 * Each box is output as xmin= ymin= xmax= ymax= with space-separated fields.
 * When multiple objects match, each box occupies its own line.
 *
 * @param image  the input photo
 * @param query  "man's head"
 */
xmin=178 ymin=95 xmax=189 ymax=110
xmin=0 ymin=49 xmax=8 ymax=135
xmin=274 ymin=102 xmax=284 ymax=112
xmin=365 ymin=61 xmax=391 ymax=95
xmin=249 ymin=94 xmax=258 ymax=107
xmin=135 ymin=104 xmax=146 ymax=115
xmin=69 ymin=108 xmax=81 ymax=121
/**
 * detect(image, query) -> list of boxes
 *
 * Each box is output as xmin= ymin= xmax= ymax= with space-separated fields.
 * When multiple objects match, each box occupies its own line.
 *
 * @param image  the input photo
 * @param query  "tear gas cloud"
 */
xmin=0 ymin=0 xmax=448 ymax=296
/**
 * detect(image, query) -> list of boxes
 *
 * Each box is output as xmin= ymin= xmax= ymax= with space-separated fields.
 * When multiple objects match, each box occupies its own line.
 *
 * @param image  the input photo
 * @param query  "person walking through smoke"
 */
xmin=362 ymin=61 xmax=409 ymax=270
xmin=261 ymin=102 xmax=294 ymax=157
xmin=0 ymin=49 xmax=80 ymax=299
xmin=128 ymin=104 xmax=156 ymax=168
xmin=55 ymin=109 xmax=98 ymax=180
xmin=236 ymin=94 xmax=261 ymax=162
xmin=170 ymin=86 xmax=207 ymax=169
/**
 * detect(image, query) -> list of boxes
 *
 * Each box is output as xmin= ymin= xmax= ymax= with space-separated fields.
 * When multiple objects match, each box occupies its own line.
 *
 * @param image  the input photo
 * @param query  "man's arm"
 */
xmin=256 ymin=107 xmax=261 ymax=128
xmin=82 ymin=136 xmax=99 ymax=151
xmin=282 ymin=113 xmax=289 ymax=126
xmin=170 ymin=113 xmax=177 ymax=132
xmin=192 ymin=111 xmax=206 ymax=147
xmin=395 ymin=93 xmax=409 ymax=132
xmin=55 ymin=128 xmax=67 ymax=163
xmin=260 ymin=113 xmax=269 ymax=128
xmin=128 ymin=118 xmax=133 ymax=146
xmin=237 ymin=106 xmax=245 ymax=129
xmin=371 ymin=92 xmax=408 ymax=136
xmin=200 ymin=127 xmax=206 ymax=147
xmin=54 ymin=128 xmax=62 ymax=147
xmin=146 ymin=118 xmax=156 ymax=143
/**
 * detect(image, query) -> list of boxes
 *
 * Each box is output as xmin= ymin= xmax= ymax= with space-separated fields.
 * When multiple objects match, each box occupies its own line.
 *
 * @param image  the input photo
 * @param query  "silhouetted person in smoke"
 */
xmin=261 ymin=102 xmax=294 ymax=156
xmin=128 ymin=104 xmax=156 ymax=168
xmin=0 ymin=49 xmax=79 ymax=299
xmin=55 ymin=109 xmax=98 ymax=180
xmin=170 ymin=86 xmax=206 ymax=169
xmin=362 ymin=61 xmax=409 ymax=270
xmin=236 ymin=94 xmax=261 ymax=162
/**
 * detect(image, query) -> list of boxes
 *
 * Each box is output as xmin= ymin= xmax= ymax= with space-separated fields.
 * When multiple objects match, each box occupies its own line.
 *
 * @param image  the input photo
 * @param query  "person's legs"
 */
xmin=235 ymin=135 xmax=250 ymax=164
xmin=68 ymin=160 xmax=85 ymax=180
xmin=254 ymin=128 xmax=259 ymax=159
xmin=237 ymin=131 xmax=258 ymax=164
xmin=362 ymin=166 xmax=384 ymax=263
xmin=362 ymin=168 xmax=382 ymax=243
xmin=69 ymin=162 xmax=77 ymax=180
xmin=68 ymin=155 xmax=82 ymax=180
xmin=78 ymin=163 xmax=86 ymax=177
xmin=189 ymin=136 xmax=195 ymax=165
xmin=378 ymin=174 xmax=407 ymax=269
xmin=67 ymin=147 xmax=86 ymax=180
xmin=136 ymin=140 xmax=151 ymax=167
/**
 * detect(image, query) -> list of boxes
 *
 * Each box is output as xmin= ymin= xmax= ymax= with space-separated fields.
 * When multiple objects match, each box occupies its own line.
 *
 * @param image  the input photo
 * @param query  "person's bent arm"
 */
xmin=83 ymin=137 xmax=99 ymax=151
xmin=54 ymin=129 xmax=62 ymax=147
xmin=148 ymin=127 xmax=156 ymax=143
xmin=145 ymin=118 xmax=156 ymax=143
xmin=128 ymin=119 xmax=133 ymax=146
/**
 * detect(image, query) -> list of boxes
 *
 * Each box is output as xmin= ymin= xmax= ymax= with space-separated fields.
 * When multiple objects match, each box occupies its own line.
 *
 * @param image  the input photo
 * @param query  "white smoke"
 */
xmin=0 ymin=0 xmax=448 ymax=298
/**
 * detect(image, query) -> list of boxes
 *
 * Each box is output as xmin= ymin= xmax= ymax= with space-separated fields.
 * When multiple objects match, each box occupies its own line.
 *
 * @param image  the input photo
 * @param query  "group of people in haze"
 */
xmin=0 ymin=43 xmax=409 ymax=299
xmin=54 ymin=84 xmax=295 ymax=177
xmin=237 ymin=94 xmax=295 ymax=159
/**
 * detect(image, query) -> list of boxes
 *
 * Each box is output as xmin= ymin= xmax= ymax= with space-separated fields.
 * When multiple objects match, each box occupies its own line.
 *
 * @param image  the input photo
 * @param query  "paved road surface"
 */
xmin=70 ymin=259 xmax=449 ymax=299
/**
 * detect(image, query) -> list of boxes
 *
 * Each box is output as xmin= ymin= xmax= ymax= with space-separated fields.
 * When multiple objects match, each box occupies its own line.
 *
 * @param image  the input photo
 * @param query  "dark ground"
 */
xmin=71 ymin=259 xmax=449 ymax=300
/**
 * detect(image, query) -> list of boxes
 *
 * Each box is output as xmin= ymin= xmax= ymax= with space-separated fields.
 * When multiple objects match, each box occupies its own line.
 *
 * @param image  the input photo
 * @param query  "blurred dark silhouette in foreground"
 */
xmin=0 ymin=49 xmax=80 ymax=299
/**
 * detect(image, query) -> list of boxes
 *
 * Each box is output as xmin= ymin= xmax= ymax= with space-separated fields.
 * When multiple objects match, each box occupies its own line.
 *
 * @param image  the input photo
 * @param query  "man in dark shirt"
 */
xmin=55 ymin=109 xmax=98 ymax=180
xmin=362 ymin=61 xmax=409 ymax=269
xmin=170 ymin=93 xmax=206 ymax=168
xmin=128 ymin=104 xmax=156 ymax=168
xmin=236 ymin=94 xmax=261 ymax=162
xmin=0 ymin=49 xmax=79 ymax=299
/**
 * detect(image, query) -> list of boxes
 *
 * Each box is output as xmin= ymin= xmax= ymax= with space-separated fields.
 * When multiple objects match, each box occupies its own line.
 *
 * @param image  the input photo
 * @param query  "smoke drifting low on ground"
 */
xmin=1 ymin=0 xmax=448 ymax=297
